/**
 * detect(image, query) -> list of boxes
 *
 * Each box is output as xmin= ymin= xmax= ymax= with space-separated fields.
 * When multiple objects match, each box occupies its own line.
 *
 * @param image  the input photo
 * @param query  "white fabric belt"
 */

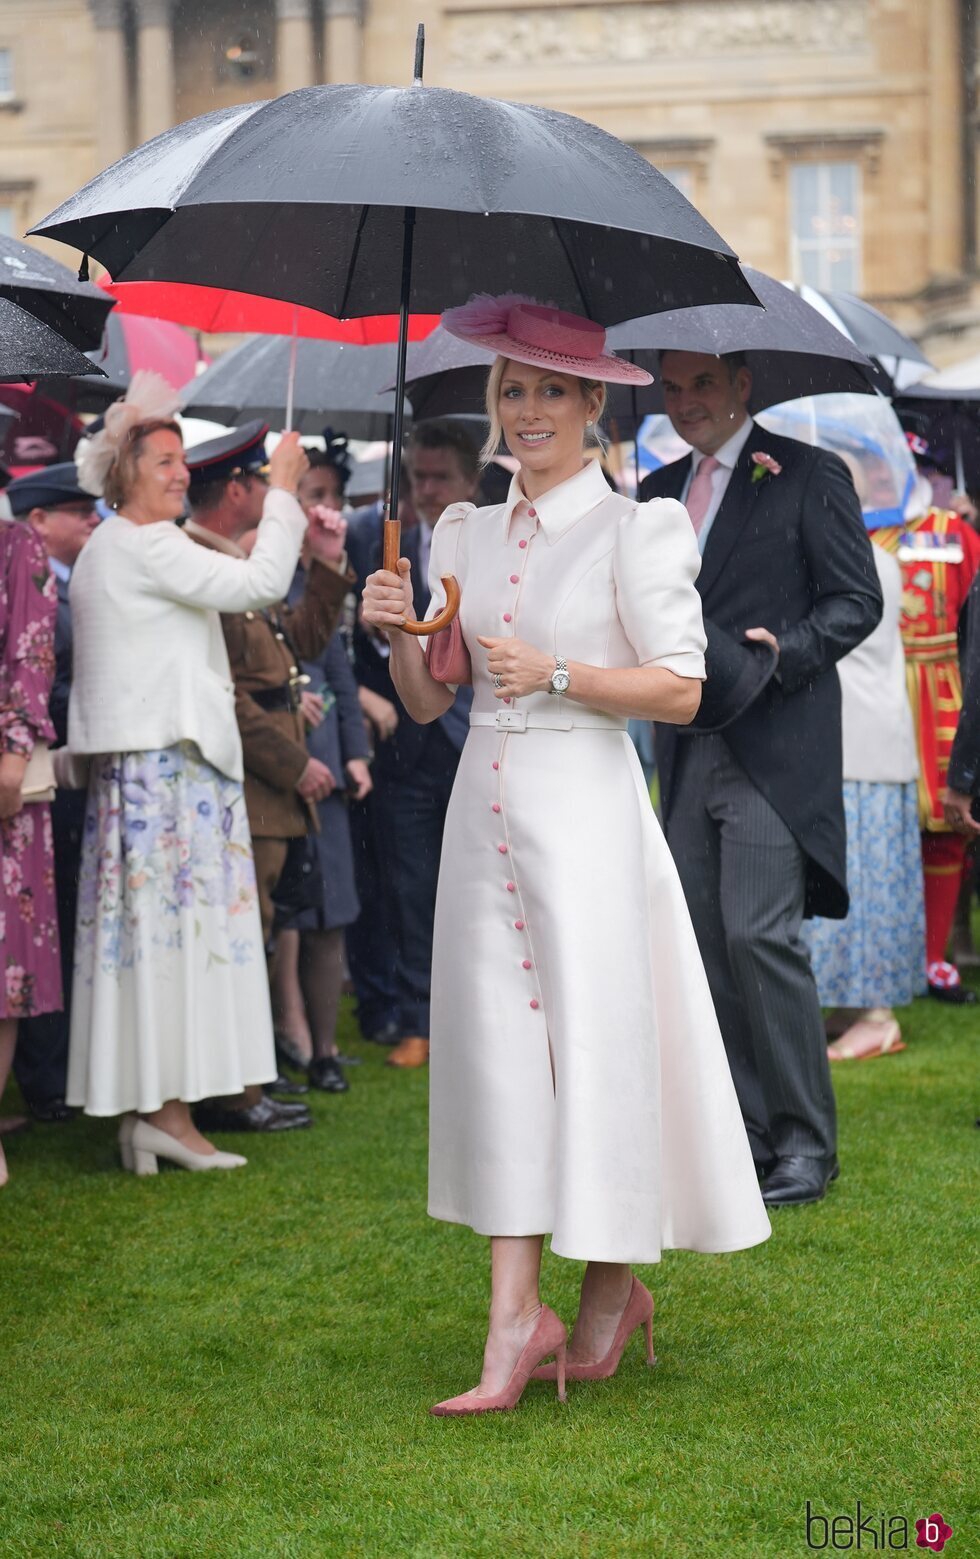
xmin=469 ymin=707 xmax=628 ymax=733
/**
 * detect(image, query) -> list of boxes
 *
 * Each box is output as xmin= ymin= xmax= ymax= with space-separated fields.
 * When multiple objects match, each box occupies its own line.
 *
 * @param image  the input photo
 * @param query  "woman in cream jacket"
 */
xmin=64 ymin=377 xmax=313 ymax=1174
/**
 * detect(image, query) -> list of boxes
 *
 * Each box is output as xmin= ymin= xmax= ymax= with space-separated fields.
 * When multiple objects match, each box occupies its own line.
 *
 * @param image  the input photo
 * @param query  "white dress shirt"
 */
xmin=680 ymin=417 xmax=754 ymax=554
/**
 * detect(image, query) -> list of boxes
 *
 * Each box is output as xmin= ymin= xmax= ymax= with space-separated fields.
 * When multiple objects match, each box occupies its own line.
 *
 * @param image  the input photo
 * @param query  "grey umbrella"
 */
xmin=0 ymin=234 xmax=114 ymax=352
xmin=0 ymin=295 xmax=108 ymax=383
xmin=400 ymin=268 xmax=876 ymax=430
xmin=181 ymin=335 xmax=406 ymax=441
xmin=783 ymin=283 xmax=931 ymax=392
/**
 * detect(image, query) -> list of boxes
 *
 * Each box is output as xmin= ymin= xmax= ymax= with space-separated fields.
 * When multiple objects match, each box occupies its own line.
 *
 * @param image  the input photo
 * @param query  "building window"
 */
xmin=0 ymin=49 xmax=13 ymax=99
xmin=662 ymin=166 xmax=693 ymax=200
xmin=790 ymin=162 xmax=861 ymax=292
xmin=0 ymin=207 xmax=13 ymax=236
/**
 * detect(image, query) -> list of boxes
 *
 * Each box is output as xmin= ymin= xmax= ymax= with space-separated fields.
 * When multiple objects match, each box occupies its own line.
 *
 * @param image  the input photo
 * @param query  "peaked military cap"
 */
xmin=185 ymin=420 xmax=270 ymax=489
xmin=5 ymin=461 xmax=96 ymax=516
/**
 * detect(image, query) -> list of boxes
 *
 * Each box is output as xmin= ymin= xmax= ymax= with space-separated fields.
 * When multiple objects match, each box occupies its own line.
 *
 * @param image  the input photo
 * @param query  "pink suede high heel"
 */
xmin=430 ymin=1304 xmax=568 ymax=1417
xmin=532 ymin=1276 xmax=656 ymax=1383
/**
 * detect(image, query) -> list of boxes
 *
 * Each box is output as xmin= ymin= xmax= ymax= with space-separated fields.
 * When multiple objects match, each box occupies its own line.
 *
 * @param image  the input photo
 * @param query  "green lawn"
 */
xmin=1 ymin=991 xmax=976 ymax=1559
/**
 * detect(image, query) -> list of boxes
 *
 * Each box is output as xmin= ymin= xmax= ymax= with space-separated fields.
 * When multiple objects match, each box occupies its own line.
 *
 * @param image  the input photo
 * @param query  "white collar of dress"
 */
xmin=502 ymin=459 xmax=611 ymax=543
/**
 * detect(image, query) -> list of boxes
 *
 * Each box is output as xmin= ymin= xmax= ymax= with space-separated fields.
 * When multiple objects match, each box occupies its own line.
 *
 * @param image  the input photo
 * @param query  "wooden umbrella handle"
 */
xmin=383 ymin=516 xmax=461 ymax=637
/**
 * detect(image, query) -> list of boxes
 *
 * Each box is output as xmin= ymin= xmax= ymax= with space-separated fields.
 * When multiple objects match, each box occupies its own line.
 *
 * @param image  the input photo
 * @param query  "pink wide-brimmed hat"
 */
xmin=441 ymin=294 xmax=653 ymax=386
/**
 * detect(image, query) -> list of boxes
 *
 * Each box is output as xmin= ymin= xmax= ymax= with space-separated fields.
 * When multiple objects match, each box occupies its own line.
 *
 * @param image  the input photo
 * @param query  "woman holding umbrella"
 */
xmin=363 ymin=297 xmax=770 ymax=1417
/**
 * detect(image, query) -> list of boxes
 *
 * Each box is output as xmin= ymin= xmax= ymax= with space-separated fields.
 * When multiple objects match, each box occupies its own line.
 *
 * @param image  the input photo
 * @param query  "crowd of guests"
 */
xmin=0 ymin=355 xmax=978 ymax=1200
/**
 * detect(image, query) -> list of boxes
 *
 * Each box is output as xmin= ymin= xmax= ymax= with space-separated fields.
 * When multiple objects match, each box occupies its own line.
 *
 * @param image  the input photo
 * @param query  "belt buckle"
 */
xmin=495 ymin=708 xmax=527 ymax=732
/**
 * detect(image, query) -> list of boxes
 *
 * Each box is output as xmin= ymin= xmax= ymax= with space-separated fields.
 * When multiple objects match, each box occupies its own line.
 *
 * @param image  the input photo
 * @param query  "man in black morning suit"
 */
xmin=640 ymin=352 xmax=882 ymax=1206
xmin=346 ymin=422 xmax=478 ymax=1069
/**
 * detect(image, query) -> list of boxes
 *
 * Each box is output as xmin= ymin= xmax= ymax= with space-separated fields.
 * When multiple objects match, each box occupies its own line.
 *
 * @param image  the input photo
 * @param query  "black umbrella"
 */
xmin=0 ymin=295 xmax=108 ymax=383
xmin=894 ymin=380 xmax=980 ymax=493
xmin=181 ymin=335 xmax=407 ymax=441
xmin=32 ymin=24 xmax=758 ymax=632
xmin=783 ymin=283 xmax=931 ymax=392
xmin=0 ymin=234 xmax=114 ymax=353
xmin=400 ymin=268 xmax=876 ymax=461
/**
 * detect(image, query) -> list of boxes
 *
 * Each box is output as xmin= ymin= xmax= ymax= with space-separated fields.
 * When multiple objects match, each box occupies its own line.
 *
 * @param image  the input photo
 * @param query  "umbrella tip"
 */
xmin=78 ymin=253 xmax=90 ymax=282
xmin=413 ymin=22 xmax=425 ymax=85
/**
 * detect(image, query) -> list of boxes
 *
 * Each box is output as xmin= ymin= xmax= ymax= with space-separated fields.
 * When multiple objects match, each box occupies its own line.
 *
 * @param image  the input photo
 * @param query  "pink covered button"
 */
xmin=497 ymin=843 xmax=508 ymax=854
xmin=503 ymin=697 xmax=512 ymax=704
xmin=510 ymin=574 xmax=519 ymax=584
xmin=506 ymin=881 xmax=516 ymax=893
xmin=492 ymin=761 xmax=499 ymax=770
xmin=503 ymin=613 xmax=512 ymax=623
xmin=514 ymin=920 xmax=524 ymax=930
xmin=518 ymin=539 xmax=528 ymax=549
xmin=530 ymin=999 xmax=540 ymax=1010
xmin=528 ymin=508 xmax=537 ymax=518
xmin=522 ymin=959 xmax=532 ymax=970
xmin=491 ymin=802 xmax=501 ymax=813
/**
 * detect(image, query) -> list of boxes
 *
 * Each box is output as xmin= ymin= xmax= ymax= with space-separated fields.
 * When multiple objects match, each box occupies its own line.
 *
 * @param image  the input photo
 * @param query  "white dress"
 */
xmin=425 ymin=461 xmax=771 ymax=1264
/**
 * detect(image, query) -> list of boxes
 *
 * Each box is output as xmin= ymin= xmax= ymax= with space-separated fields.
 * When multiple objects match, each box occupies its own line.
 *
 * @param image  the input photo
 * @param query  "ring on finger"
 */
xmin=492 ymin=673 xmax=504 ymax=689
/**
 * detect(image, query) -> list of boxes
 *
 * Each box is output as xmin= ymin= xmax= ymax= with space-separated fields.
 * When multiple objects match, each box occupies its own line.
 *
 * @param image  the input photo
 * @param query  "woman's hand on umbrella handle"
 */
xmin=362 ymin=559 xmax=415 ymax=634
xmin=300 ymin=690 xmax=325 ymax=728
xmin=269 ymin=431 xmax=309 ymax=495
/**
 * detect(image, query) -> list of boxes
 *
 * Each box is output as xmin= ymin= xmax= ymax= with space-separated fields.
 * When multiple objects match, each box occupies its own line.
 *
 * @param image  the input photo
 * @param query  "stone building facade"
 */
xmin=1 ymin=0 xmax=978 ymax=365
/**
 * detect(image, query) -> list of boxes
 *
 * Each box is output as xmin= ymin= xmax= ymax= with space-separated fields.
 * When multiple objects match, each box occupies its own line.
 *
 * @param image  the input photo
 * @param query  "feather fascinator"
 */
xmin=76 ymin=370 xmax=184 ymax=496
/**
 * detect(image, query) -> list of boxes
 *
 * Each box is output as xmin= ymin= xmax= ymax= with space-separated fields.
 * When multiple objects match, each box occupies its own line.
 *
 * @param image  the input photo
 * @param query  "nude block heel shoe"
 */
xmin=118 ymin=1114 xmax=138 ymax=1172
xmin=430 ymin=1304 xmax=568 ymax=1417
xmin=532 ymin=1277 xmax=656 ymax=1383
xmin=123 ymin=1118 xmax=248 ymax=1175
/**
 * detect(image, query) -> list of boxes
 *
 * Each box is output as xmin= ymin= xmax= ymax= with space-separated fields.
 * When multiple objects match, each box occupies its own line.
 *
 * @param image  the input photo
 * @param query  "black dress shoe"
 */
xmin=264 ymin=1074 xmax=309 ymax=1098
xmin=308 ymin=1056 xmax=350 ymax=1093
xmin=762 ymin=1155 xmax=839 ymax=1207
xmin=927 ymin=982 xmax=978 ymax=1005
xmin=27 ymin=1096 xmax=78 ymax=1124
xmin=193 ymin=1096 xmax=312 ymax=1133
xmin=364 ymin=1019 xmax=401 ymax=1046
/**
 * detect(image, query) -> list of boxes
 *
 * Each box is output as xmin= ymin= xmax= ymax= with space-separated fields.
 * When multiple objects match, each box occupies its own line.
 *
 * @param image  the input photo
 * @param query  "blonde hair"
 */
xmin=481 ymin=357 xmax=607 ymax=468
xmin=103 ymin=420 xmax=182 ymax=510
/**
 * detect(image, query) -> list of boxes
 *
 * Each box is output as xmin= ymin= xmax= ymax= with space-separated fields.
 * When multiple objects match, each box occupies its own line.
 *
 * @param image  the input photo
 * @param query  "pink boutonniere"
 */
xmin=751 ymin=451 xmax=782 ymax=484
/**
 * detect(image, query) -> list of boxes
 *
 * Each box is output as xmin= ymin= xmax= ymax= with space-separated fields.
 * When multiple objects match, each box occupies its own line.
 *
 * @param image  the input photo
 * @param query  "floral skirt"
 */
xmin=803 ymin=779 xmax=927 ymax=1009
xmin=67 ymin=743 xmax=276 ymax=1116
xmin=0 ymin=800 xmax=61 ymax=1020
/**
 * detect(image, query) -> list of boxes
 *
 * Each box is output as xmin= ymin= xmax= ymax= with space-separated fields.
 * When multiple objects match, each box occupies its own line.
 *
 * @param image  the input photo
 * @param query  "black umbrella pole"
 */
xmin=383 ymin=205 xmax=415 ymax=572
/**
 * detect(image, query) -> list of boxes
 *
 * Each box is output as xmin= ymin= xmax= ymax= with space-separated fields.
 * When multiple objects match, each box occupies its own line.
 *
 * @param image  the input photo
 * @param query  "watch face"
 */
xmin=552 ymin=670 xmax=571 ymax=694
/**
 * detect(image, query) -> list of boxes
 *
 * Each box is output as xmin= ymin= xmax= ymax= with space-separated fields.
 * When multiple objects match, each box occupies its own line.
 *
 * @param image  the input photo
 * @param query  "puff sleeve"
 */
xmin=423 ymin=501 xmax=474 ymax=625
xmin=613 ymin=498 xmax=706 ymax=679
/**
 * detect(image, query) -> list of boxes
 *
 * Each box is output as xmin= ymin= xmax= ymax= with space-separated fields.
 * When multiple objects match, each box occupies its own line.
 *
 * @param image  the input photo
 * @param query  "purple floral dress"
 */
xmin=0 ymin=521 xmax=60 ymax=1019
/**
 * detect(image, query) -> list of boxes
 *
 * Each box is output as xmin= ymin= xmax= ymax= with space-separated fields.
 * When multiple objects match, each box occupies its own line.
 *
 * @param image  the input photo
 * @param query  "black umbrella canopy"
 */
xmin=31 ymin=84 xmax=758 ymax=323
xmin=894 ymin=380 xmax=980 ymax=492
xmin=0 ymin=295 xmax=109 ymax=384
xmin=0 ymin=234 xmax=114 ymax=352
xmin=784 ymin=283 xmax=931 ymax=391
xmin=181 ymin=335 xmax=408 ymax=441
xmin=400 ymin=268 xmax=876 ymax=426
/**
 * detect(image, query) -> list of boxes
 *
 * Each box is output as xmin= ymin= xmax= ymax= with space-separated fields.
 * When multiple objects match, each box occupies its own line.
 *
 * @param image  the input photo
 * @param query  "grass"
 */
xmin=0 ymin=989 xmax=977 ymax=1559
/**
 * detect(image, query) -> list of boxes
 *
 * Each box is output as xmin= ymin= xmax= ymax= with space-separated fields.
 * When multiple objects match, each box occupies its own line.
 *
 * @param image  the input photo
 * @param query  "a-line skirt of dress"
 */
xmin=802 ymin=778 xmax=927 ymax=1009
xmin=67 ymin=742 xmax=277 ymax=1116
xmin=0 ymin=801 xmax=62 ymax=1020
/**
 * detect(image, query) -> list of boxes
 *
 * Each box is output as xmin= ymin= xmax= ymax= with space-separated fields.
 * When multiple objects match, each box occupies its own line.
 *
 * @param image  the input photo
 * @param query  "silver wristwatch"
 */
xmin=549 ymin=655 xmax=570 ymax=696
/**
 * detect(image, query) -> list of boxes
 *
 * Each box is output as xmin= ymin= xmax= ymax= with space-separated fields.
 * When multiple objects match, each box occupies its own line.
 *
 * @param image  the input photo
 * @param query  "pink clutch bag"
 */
xmin=425 ymin=614 xmax=472 ymax=685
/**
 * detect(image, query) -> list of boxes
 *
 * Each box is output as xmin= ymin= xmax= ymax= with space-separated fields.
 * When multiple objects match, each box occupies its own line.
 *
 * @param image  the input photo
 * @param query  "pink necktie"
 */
xmin=685 ymin=455 xmax=720 ymax=537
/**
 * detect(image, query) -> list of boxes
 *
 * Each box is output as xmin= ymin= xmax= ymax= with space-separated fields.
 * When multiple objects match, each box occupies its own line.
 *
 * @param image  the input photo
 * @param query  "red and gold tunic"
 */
xmin=873 ymin=509 xmax=980 ymax=830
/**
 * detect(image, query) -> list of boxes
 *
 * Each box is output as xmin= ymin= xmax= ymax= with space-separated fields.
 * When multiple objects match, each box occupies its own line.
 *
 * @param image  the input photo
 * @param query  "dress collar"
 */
xmin=502 ymin=459 xmax=611 ymax=543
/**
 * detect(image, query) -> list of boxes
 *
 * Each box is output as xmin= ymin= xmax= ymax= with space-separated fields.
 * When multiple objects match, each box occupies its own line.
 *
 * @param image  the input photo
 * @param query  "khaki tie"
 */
xmin=685 ymin=455 xmax=720 ymax=537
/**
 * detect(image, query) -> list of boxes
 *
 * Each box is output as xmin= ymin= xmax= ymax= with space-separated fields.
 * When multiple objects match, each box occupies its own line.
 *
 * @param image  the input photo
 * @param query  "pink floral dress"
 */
xmin=0 ymin=520 xmax=61 ymax=1019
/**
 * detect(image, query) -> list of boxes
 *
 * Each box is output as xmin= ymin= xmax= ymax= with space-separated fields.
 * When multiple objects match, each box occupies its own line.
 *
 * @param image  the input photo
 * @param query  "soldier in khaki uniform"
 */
xmin=182 ymin=424 xmax=353 ymax=1132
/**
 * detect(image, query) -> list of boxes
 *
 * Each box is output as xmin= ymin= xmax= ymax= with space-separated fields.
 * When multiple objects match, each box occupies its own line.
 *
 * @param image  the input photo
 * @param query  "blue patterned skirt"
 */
xmin=803 ymin=779 xmax=926 ymax=1008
